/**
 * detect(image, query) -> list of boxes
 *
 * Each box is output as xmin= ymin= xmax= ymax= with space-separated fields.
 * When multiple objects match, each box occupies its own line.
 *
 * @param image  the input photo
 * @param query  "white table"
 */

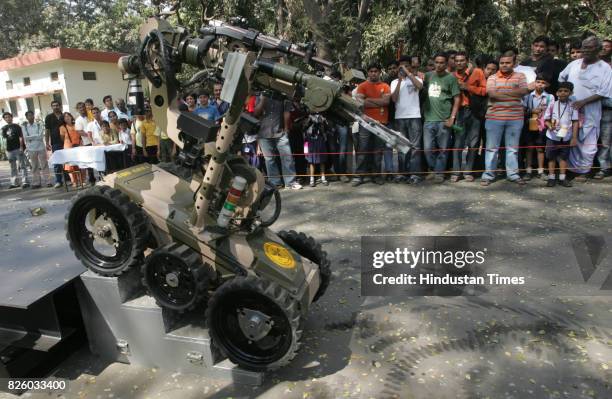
xmin=49 ymin=144 xmax=126 ymax=172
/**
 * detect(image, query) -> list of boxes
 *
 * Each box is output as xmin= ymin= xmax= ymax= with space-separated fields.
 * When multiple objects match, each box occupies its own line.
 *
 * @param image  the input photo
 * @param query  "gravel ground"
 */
xmin=1 ymin=161 xmax=610 ymax=399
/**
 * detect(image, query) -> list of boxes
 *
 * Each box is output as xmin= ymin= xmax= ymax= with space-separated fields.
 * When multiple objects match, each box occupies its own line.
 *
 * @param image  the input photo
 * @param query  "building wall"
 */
xmin=0 ymin=58 xmax=127 ymax=124
xmin=62 ymin=60 xmax=127 ymax=112
xmin=0 ymin=60 xmax=67 ymax=123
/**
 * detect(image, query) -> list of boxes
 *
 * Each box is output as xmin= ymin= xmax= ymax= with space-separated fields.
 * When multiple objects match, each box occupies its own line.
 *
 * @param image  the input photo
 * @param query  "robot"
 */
xmin=65 ymin=15 xmax=411 ymax=371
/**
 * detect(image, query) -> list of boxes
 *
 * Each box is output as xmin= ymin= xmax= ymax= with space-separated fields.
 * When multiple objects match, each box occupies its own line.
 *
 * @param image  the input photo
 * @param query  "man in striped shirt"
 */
xmin=481 ymin=51 xmax=535 ymax=186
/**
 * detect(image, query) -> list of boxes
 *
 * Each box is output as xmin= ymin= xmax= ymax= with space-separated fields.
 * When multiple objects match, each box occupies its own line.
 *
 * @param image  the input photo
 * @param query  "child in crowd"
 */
xmin=118 ymin=118 xmax=133 ymax=167
xmin=544 ymin=82 xmax=578 ymax=187
xmin=100 ymin=120 xmax=118 ymax=145
xmin=304 ymin=114 xmax=329 ymax=187
xmin=240 ymin=95 xmax=261 ymax=169
xmin=523 ymin=73 xmax=554 ymax=180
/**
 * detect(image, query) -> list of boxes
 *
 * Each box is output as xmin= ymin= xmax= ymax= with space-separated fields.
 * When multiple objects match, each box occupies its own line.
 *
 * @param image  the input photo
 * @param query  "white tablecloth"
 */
xmin=49 ymin=144 xmax=126 ymax=172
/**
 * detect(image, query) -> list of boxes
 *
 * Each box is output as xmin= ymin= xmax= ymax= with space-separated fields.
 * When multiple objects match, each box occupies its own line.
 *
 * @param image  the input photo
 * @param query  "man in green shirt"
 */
xmin=423 ymin=53 xmax=461 ymax=183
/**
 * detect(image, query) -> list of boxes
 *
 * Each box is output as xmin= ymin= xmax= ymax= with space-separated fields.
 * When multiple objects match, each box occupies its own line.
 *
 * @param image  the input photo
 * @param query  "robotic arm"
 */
xmin=118 ymin=17 xmax=411 ymax=232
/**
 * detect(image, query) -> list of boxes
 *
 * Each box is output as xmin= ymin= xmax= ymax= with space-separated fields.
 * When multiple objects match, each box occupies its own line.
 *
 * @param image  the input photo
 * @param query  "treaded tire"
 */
xmin=66 ymin=185 xmax=149 ymax=276
xmin=278 ymin=230 xmax=331 ymax=302
xmin=206 ymin=275 xmax=302 ymax=371
xmin=141 ymin=243 xmax=213 ymax=312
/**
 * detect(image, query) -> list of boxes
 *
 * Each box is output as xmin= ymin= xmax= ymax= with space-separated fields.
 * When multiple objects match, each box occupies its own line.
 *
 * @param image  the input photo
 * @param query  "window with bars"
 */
xmin=50 ymin=72 xmax=59 ymax=81
xmin=23 ymin=77 xmax=31 ymax=86
xmin=82 ymin=71 xmax=97 ymax=80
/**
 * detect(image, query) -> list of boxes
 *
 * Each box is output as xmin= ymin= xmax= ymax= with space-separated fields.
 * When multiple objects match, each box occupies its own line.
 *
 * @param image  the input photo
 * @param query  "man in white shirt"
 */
xmin=558 ymin=36 xmax=612 ymax=178
xmin=391 ymin=55 xmax=423 ymax=184
xmin=22 ymin=111 xmax=50 ymax=188
xmin=100 ymin=95 xmax=119 ymax=122
xmin=74 ymin=102 xmax=92 ymax=145
xmin=87 ymin=107 xmax=104 ymax=145
xmin=114 ymin=98 xmax=131 ymax=121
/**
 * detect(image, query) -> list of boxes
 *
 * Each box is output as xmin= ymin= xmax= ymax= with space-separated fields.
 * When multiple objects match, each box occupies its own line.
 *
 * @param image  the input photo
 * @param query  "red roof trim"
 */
xmin=0 ymin=48 xmax=126 ymax=71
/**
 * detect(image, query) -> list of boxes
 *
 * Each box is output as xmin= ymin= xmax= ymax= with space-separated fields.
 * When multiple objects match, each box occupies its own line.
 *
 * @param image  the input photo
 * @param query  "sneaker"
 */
xmin=9 ymin=184 xmax=18 ymax=189
xmin=374 ymin=177 xmax=385 ymax=185
xmin=351 ymin=178 xmax=363 ymax=187
xmin=54 ymin=182 xmax=62 ymax=188
xmin=309 ymin=180 xmax=316 ymax=188
xmin=593 ymin=171 xmax=605 ymax=180
xmin=464 ymin=175 xmax=475 ymax=182
xmin=434 ymin=175 xmax=445 ymax=184
xmin=546 ymin=179 xmax=556 ymax=187
xmin=561 ymin=179 xmax=572 ymax=187
xmin=289 ymin=182 xmax=302 ymax=190
xmin=450 ymin=175 xmax=460 ymax=183
xmin=320 ymin=179 xmax=329 ymax=186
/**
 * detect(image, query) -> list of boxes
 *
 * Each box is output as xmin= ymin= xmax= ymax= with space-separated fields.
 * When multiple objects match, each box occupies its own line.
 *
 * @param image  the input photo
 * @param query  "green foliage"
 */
xmin=1 ymin=0 xmax=609 ymax=67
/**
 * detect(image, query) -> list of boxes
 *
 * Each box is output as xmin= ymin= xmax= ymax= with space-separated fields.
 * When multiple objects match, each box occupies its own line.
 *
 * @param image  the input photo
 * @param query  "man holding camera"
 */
xmin=391 ymin=55 xmax=424 ymax=184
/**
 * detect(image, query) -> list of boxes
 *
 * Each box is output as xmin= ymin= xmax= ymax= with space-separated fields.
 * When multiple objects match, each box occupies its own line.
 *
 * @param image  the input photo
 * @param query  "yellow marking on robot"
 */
xmin=264 ymin=242 xmax=295 ymax=269
xmin=116 ymin=165 xmax=149 ymax=179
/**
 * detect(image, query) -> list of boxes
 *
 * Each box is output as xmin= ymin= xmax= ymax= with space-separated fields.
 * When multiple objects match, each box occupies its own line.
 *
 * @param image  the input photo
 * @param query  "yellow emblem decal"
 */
xmin=264 ymin=242 xmax=295 ymax=269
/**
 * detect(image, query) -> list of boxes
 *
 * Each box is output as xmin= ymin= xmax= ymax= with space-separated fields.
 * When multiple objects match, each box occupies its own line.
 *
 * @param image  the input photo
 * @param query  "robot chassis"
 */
xmin=65 ymin=16 xmax=412 ymax=371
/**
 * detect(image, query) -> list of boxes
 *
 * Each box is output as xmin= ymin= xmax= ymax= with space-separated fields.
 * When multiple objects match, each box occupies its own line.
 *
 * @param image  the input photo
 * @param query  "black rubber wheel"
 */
xmin=206 ymin=276 xmax=302 ymax=371
xmin=141 ymin=243 xmax=213 ymax=312
xmin=66 ymin=185 xmax=149 ymax=276
xmin=278 ymin=230 xmax=331 ymax=302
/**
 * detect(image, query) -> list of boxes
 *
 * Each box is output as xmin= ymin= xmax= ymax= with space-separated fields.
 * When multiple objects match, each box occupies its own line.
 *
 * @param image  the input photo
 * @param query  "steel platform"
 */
xmin=0 ymin=198 xmax=87 ymax=379
xmin=78 ymin=269 xmax=264 ymax=386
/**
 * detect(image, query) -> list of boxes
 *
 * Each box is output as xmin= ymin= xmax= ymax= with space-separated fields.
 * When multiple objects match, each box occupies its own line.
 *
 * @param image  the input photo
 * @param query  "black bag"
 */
xmin=464 ymin=68 xmax=488 ymax=121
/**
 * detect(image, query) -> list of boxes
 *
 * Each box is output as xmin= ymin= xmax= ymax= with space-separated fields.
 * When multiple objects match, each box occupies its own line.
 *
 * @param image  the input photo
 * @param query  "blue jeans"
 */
xmin=452 ymin=108 xmax=481 ymax=176
xmin=334 ymin=124 xmax=350 ymax=174
xmin=395 ymin=118 xmax=423 ymax=179
xmin=423 ymin=121 xmax=451 ymax=175
xmin=355 ymin=126 xmax=385 ymax=177
xmin=258 ymin=134 xmax=297 ymax=186
xmin=51 ymin=143 xmax=64 ymax=184
xmin=596 ymin=108 xmax=612 ymax=172
xmin=482 ymin=119 xmax=523 ymax=181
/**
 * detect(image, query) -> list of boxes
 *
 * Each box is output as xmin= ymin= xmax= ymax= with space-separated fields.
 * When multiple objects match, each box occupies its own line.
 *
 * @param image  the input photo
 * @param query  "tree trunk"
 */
xmin=300 ymin=0 xmax=334 ymax=61
xmin=344 ymin=0 xmax=371 ymax=68
xmin=275 ymin=0 xmax=286 ymax=38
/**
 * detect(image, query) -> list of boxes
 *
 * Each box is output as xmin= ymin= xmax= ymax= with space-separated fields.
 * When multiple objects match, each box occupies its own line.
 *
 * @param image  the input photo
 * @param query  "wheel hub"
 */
xmin=165 ymin=272 xmax=179 ymax=288
xmin=237 ymin=307 xmax=274 ymax=341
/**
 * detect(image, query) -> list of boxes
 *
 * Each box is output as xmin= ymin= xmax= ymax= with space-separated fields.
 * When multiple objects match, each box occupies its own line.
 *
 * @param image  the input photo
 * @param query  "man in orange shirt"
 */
xmin=353 ymin=63 xmax=391 ymax=186
xmin=451 ymin=51 xmax=487 ymax=182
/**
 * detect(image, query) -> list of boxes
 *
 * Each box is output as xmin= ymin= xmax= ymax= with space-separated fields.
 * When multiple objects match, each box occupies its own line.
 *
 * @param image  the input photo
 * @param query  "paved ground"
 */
xmin=1 ymin=160 xmax=611 ymax=399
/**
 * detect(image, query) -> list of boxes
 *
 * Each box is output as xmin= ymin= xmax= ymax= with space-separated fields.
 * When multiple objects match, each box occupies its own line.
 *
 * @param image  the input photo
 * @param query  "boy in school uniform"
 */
xmin=544 ymin=82 xmax=579 ymax=187
xmin=522 ymin=73 xmax=554 ymax=180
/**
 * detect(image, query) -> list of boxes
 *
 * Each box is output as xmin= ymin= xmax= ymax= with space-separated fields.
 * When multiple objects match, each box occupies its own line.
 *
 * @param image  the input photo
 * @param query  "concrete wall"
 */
xmin=0 ymin=60 xmax=66 ymax=123
xmin=62 ymin=60 xmax=128 ymax=112
xmin=0 ymin=58 xmax=127 ymax=124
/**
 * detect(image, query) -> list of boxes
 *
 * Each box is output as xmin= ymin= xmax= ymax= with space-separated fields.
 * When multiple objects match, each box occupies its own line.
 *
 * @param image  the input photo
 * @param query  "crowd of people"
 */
xmin=2 ymin=35 xmax=611 ymax=192
xmin=245 ymin=35 xmax=610 ymax=189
